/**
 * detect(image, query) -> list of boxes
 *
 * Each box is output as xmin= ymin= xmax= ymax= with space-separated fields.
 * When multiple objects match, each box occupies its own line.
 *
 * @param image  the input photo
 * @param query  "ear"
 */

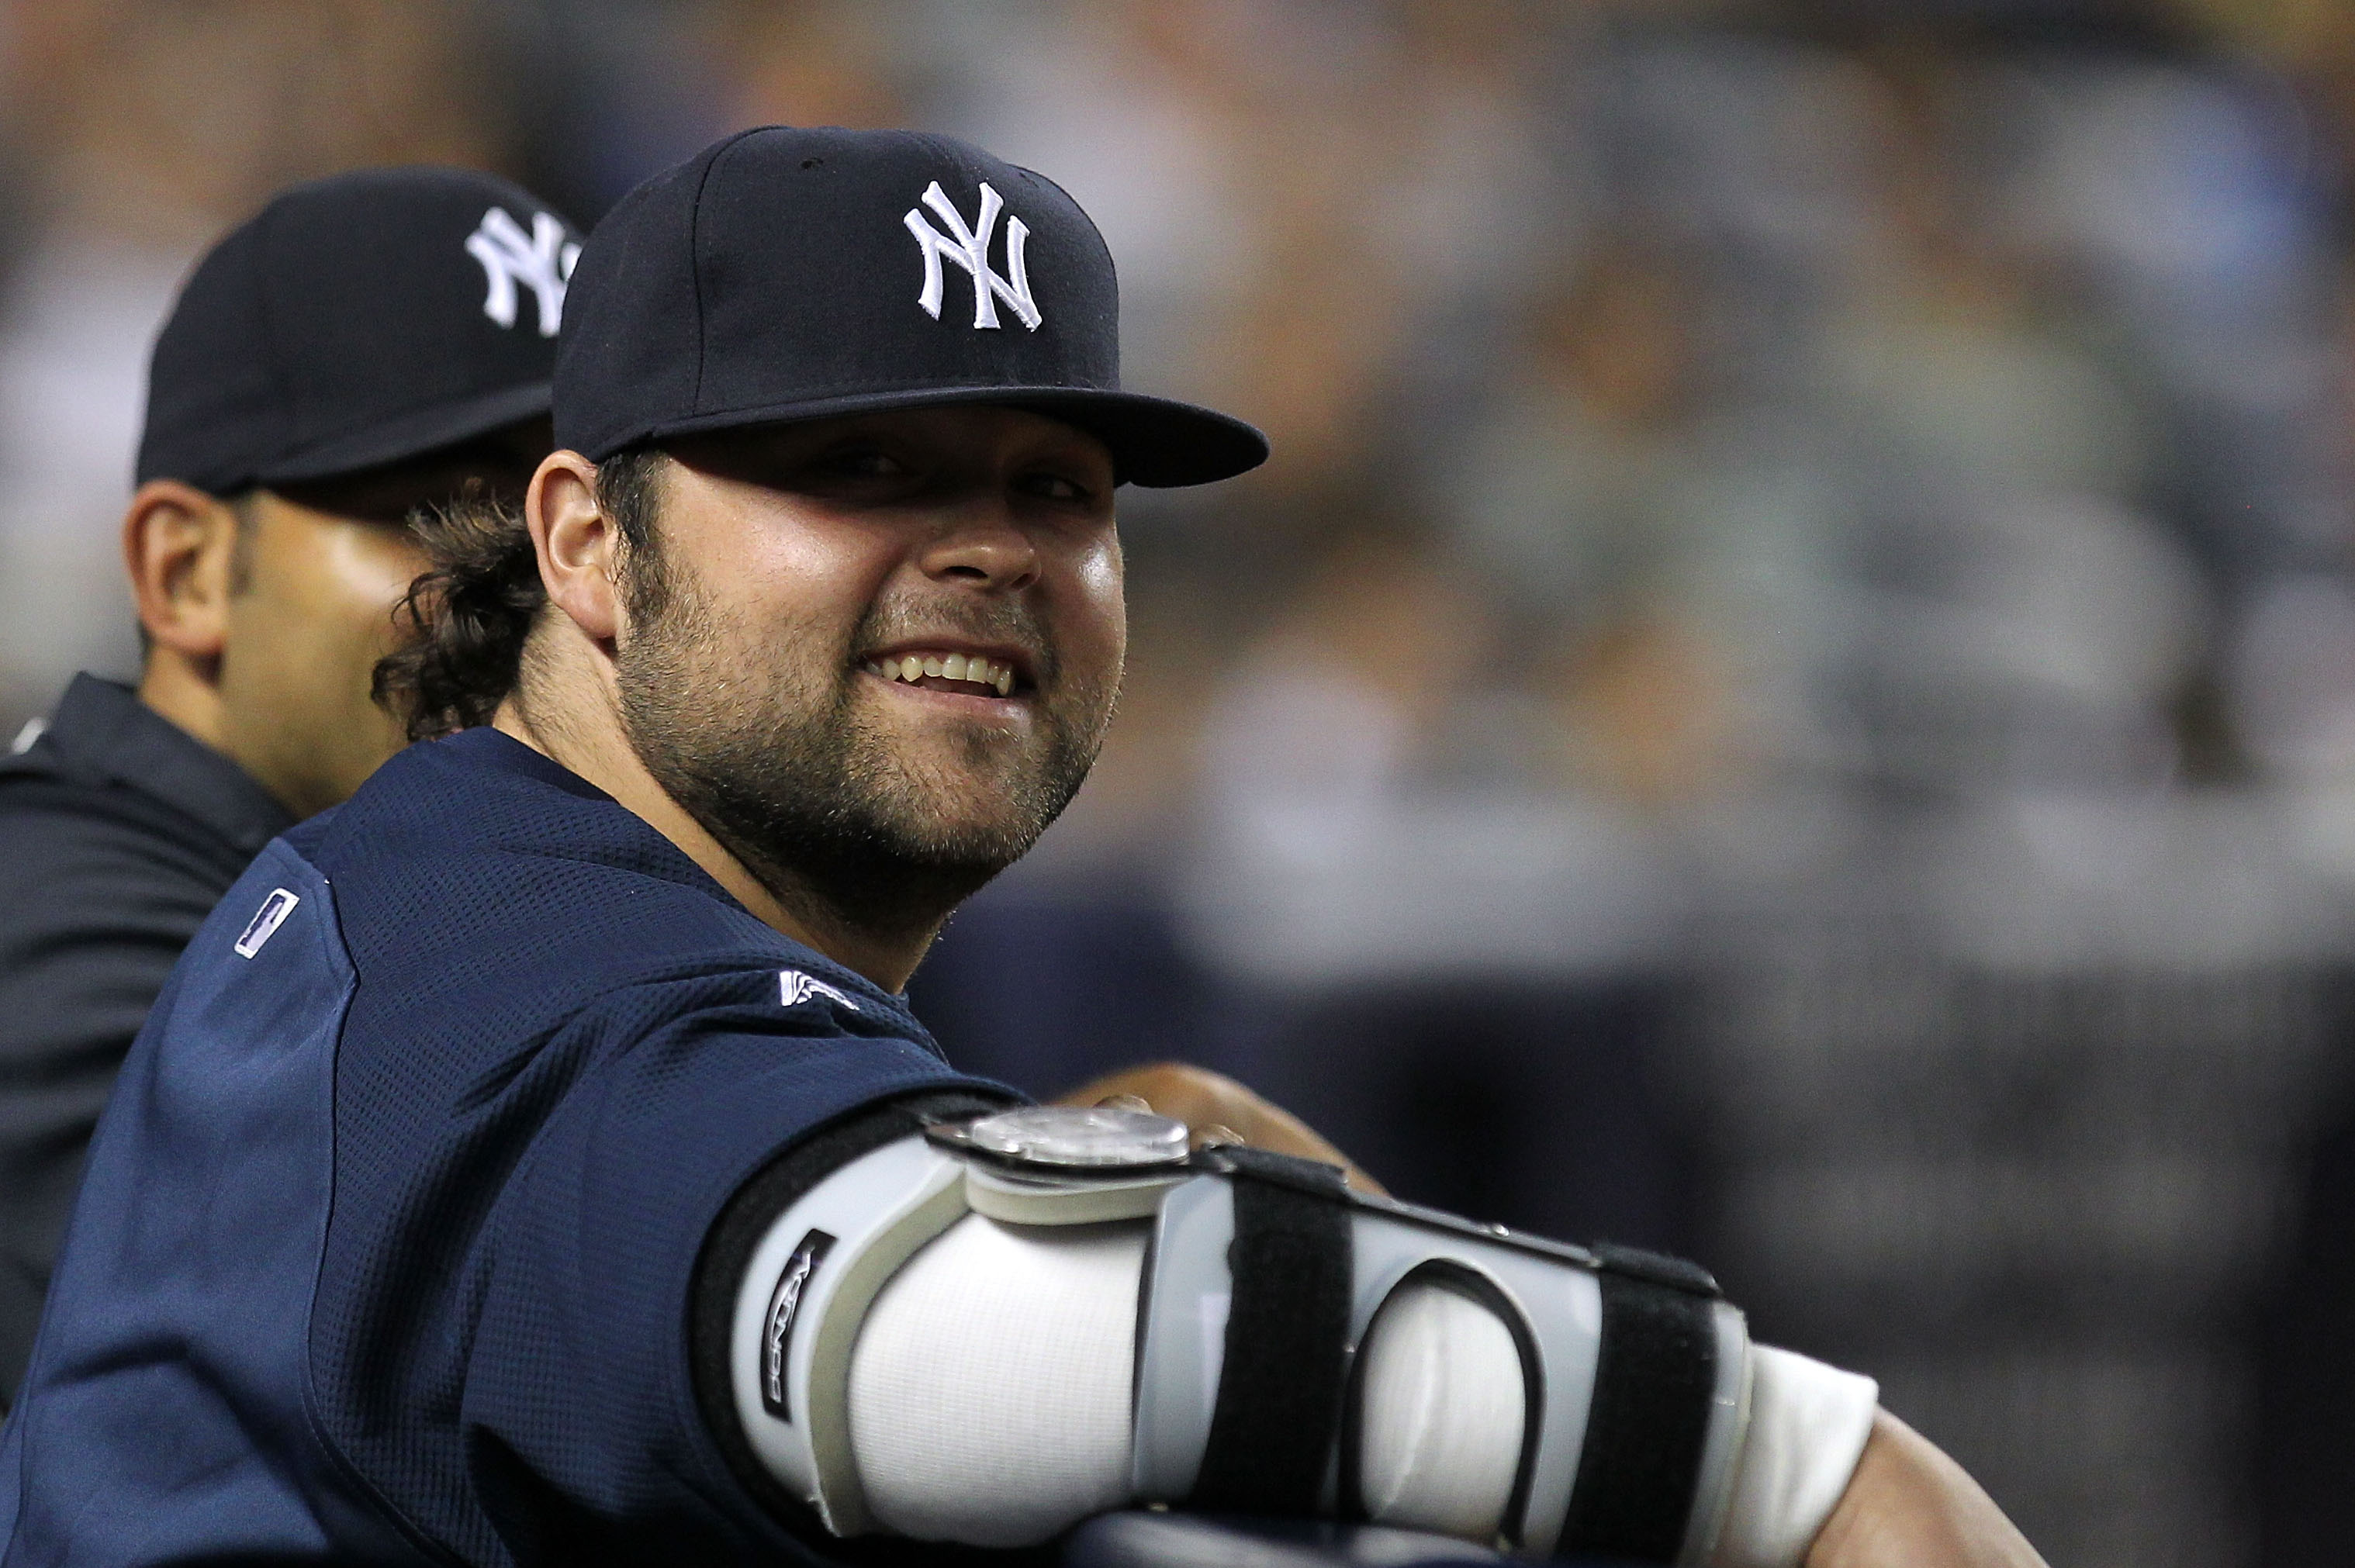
xmin=527 ymin=451 xmax=621 ymax=645
xmin=122 ymin=480 xmax=240 ymax=662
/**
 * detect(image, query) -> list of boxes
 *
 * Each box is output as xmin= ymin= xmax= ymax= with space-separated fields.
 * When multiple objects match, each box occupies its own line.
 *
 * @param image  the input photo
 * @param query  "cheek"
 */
xmin=666 ymin=482 xmax=896 ymax=659
xmin=1061 ymin=540 xmax=1127 ymax=682
xmin=315 ymin=531 xmax=432 ymax=647
xmin=233 ymin=521 xmax=420 ymax=654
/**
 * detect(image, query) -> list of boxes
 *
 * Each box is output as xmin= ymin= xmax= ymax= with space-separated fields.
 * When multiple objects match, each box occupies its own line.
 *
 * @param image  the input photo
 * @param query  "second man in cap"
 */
xmin=0 ymin=165 xmax=579 ymax=1404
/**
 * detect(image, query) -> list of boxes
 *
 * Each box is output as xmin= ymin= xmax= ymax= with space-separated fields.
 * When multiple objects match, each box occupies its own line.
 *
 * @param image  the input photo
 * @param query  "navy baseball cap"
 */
xmin=555 ymin=126 xmax=1268 ymax=488
xmin=137 ymin=166 xmax=581 ymax=496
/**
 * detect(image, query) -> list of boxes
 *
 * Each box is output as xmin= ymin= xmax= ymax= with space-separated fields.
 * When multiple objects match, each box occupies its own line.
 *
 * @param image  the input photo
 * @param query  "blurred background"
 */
xmin=5 ymin=0 xmax=2355 ymax=1560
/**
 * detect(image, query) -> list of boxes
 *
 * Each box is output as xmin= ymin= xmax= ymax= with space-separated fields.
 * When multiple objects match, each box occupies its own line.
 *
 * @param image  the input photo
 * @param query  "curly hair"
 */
xmin=372 ymin=450 xmax=666 ymax=741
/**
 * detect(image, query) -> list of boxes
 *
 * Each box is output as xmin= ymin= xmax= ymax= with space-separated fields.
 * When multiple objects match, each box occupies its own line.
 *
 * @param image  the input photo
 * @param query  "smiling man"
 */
xmin=0 ymin=130 xmax=2042 ymax=1568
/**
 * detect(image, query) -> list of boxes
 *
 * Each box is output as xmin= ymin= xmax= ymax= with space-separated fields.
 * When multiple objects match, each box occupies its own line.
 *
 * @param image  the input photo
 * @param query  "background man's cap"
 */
xmin=555 ymin=126 xmax=1269 ymax=488
xmin=137 ymin=166 xmax=581 ymax=496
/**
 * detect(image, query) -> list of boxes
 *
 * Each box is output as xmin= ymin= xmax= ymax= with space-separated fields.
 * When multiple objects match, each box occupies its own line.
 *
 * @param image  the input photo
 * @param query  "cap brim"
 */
xmin=620 ymin=385 xmax=1269 ymax=488
xmin=252 ymin=381 xmax=555 ymax=488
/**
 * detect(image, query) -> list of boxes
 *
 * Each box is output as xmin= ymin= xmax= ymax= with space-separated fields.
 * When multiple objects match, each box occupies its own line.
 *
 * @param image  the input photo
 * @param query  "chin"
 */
xmin=879 ymin=799 xmax=1045 ymax=861
xmin=888 ymin=737 xmax=1051 ymax=800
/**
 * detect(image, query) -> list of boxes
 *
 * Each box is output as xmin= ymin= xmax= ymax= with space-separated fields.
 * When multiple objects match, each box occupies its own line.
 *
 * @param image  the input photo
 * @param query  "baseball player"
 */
xmin=0 ymin=130 xmax=2043 ymax=1568
xmin=0 ymin=168 xmax=576 ymax=1405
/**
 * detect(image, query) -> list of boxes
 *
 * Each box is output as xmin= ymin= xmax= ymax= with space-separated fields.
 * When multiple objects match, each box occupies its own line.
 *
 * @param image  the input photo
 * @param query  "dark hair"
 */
xmin=372 ymin=450 xmax=665 ymax=740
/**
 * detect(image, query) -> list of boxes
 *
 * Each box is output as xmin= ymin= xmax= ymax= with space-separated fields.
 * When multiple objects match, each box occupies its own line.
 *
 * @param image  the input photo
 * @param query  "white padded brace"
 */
xmin=844 ymin=1213 xmax=1532 ymax=1547
xmin=733 ymin=1139 xmax=1879 ymax=1561
xmin=847 ymin=1215 xmax=1143 ymax=1545
xmin=1354 ymin=1279 xmax=1525 ymax=1539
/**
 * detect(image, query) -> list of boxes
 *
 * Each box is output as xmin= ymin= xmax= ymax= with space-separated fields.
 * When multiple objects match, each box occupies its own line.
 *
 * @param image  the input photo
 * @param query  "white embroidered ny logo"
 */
xmin=464 ymin=208 xmax=579 ymax=337
xmin=903 ymin=181 xmax=1043 ymax=332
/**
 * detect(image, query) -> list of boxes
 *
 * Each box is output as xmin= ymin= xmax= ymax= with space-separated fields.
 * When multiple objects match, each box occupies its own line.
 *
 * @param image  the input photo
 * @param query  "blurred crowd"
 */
xmin=7 ymin=0 xmax=2355 ymax=1563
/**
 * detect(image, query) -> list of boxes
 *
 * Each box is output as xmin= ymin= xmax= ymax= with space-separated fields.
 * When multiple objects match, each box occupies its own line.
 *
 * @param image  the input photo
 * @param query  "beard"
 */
xmin=612 ymin=540 xmax=1115 ymax=944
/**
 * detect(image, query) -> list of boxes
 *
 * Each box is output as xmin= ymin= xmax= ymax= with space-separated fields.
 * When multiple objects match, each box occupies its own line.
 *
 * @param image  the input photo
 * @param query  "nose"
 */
xmin=915 ymin=496 xmax=1041 ymax=592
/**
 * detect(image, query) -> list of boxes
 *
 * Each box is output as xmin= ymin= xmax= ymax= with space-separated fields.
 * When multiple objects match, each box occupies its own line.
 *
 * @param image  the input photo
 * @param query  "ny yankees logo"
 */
xmin=903 ymin=180 xmax=1043 ymax=332
xmin=464 ymin=207 xmax=579 ymax=337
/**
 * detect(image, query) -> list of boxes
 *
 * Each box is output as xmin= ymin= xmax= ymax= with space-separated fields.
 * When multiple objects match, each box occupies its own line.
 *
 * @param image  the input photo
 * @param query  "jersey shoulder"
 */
xmin=298 ymin=728 xmax=820 ymax=996
xmin=288 ymin=727 xmax=940 ymax=1099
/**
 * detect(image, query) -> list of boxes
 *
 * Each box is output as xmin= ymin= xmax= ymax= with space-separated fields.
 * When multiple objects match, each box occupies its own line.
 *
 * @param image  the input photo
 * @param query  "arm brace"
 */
xmin=728 ymin=1129 xmax=1874 ymax=1559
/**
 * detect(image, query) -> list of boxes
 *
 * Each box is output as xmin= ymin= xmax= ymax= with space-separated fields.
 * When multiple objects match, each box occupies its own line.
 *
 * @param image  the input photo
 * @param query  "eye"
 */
xmin=819 ymin=446 xmax=911 ymax=481
xmin=1018 ymin=469 xmax=1099 ymax=506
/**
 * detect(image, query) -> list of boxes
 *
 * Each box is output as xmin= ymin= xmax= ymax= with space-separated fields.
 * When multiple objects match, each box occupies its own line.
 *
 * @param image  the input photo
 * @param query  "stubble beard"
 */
xmin=614 ymin=547 xmax=1115 ymax=945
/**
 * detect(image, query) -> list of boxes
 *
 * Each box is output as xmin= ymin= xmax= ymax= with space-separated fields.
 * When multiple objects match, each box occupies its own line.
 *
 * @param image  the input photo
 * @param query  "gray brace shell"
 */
xmin=1124 ymin=1146 xmax=1749 ymax=1561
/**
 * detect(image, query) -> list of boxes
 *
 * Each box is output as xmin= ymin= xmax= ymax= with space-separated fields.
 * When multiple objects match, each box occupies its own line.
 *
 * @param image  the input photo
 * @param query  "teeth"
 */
xmin=866 ymin=651 xmax=1019 ymax=695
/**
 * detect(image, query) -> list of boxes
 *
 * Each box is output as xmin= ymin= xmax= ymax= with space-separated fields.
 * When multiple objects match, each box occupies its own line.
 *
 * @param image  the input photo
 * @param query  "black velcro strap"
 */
xmin=1188 ymin=1148 xmax=1354 ymax=1515
xmin=1555 ymin=1267 xmax=1720 ymax=1562
xmin=1591 ymin=1240 xmax=1721 ymax=1299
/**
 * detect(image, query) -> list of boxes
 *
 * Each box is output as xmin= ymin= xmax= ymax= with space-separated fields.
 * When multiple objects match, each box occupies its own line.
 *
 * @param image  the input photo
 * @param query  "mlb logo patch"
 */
xmin=233 ymin=889 xmax=301 ymax=958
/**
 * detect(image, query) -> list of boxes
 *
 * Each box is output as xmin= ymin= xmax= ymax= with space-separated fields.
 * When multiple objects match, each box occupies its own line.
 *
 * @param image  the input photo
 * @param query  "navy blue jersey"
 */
xmin=0 ymin=728 xmax=1010 ymax=1566
xmin=0 ymin=675 xmax=292 ymax=1403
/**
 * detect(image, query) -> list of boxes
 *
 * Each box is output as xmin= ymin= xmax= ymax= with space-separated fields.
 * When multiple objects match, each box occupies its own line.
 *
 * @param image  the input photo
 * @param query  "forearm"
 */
xmin=837 ymin=1209 xmax=1905 ymax=1561
xmin=841 ymin=1224 xmax=2039 ymax=1566
xmin=727 ymin=1117 xmax=2011 ymax=1562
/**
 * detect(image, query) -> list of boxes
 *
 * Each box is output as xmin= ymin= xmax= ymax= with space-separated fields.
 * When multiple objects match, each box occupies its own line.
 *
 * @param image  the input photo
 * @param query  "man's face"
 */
xmin=612 ymin=405 xmax=1126 ymax=931
xmin=214 ymin=427 xmax=544 ymax=818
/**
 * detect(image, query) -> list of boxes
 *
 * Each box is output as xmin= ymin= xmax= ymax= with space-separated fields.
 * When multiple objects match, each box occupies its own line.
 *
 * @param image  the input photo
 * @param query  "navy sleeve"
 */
xmin=0 ymin=779 xmax=248 ymax=1400
xmin=308 ymin=969 xmax=1019 ymax=1565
